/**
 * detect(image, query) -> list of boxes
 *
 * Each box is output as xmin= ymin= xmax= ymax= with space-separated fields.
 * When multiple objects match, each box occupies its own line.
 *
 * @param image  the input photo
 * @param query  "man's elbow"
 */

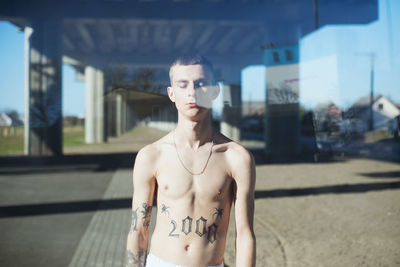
xmin=237 ymin=228 xmax=256 ymax=244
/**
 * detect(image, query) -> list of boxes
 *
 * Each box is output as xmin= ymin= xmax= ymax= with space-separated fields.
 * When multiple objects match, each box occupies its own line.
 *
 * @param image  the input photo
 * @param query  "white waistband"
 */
xmin=146 ymin=253 xmax=224 ymax=267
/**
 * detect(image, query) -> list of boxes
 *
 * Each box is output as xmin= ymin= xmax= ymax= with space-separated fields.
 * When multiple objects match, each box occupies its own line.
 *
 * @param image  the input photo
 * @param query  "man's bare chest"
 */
xmin=155 ymin=152 xmax=232 ymax=201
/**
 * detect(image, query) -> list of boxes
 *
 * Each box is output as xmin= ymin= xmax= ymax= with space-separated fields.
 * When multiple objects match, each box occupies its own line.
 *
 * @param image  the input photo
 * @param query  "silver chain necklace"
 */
xmin=173 ymin=130 xmax=214 ymax=176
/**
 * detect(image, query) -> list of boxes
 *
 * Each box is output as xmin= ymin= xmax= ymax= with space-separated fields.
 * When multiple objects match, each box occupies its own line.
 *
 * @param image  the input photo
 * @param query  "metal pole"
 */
xmin=369 ymin=54 xmax=375 ymax=131
xmin=355 ymin=52 xmax=375 ymax=132
xmin=313 ymin=0 xmax=319 ymax=29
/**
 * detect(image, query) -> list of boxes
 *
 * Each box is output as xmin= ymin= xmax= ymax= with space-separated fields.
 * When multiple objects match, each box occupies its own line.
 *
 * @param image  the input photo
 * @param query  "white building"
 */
xmin=344 ymin=95 xmax=400 ymax=134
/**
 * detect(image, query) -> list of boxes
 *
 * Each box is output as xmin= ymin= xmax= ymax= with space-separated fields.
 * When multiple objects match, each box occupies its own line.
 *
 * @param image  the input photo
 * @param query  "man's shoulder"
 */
xmin=214 ymin=132 xmax=253 ymax=165
xmin=213 ymin=133 xmax=254 ymax=181
xmin=136 ymin=132 xmax=172 ymax=160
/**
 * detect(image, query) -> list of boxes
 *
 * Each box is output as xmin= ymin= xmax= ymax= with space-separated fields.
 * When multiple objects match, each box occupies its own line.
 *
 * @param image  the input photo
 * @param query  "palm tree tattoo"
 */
xmin=213 ymin=208 xmax=224 ymax=219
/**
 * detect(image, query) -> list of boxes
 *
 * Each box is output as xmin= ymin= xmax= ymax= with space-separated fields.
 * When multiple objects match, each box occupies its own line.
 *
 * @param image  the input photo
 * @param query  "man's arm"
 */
xmin=126 ymin=145 xmax=157 ymax=267
xmin=231 ymin=146 xmax=256 ymax=267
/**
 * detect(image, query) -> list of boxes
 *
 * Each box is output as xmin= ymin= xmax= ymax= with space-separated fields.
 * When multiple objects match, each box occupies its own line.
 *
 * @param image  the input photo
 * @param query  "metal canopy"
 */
xmin=0 ymin=0 xmax=377 ymax=22
xmin=62 ymin=19 xmax=269 ymax=68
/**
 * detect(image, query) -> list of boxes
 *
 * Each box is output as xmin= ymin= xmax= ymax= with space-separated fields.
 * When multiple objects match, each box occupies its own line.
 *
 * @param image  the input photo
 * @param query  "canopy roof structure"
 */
xmin=1 ymin=0 xmax=377 ymax=78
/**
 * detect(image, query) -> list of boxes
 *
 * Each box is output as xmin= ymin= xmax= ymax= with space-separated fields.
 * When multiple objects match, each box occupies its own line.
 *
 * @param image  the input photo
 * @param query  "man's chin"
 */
xmin=181 ymin=107 xmax=210 ymax=119
xmin=192 ymin=103 xmax=212 ymax=109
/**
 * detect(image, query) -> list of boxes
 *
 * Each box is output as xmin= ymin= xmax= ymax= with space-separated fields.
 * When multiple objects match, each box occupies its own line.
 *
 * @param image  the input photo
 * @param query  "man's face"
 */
xmin=168 ymin=64 xmax=219 ymax=120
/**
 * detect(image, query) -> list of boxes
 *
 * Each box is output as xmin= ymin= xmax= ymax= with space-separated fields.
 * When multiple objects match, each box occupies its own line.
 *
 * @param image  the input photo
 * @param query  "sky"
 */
xmin=0 ymin=0 xmax=399 ymax=117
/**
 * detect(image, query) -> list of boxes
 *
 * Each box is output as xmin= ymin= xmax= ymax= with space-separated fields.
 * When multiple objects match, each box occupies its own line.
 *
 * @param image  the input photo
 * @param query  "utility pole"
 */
xmin=355 ymin=52 xmax=375 ymax=131
xmin=313 ymin=0 xmax=319 ymax=29
xmin=369 ymin=54 xmax=375 ymax=131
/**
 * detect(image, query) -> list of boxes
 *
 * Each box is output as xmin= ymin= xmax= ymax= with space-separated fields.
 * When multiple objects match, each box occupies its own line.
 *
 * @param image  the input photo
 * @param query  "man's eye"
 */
xmin=177 ymin=82 xmax=187 ymax=88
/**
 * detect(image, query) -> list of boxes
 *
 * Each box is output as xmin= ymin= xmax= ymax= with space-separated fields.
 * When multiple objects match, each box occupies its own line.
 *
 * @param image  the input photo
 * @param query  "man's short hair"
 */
xmin=169 ymin=54 xmax=215 ymax=83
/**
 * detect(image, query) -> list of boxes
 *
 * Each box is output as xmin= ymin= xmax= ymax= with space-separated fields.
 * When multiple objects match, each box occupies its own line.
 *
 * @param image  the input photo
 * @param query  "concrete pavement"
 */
xmin=1 ymin=126 xmax=399 ymax=266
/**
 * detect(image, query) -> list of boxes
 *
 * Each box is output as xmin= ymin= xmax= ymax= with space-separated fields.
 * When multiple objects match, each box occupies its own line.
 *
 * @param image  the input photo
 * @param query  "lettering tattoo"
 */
xmin=182 ymin=216 xmax=193 ymax=235
xmin=162 ymin=205 xmax=223 ymax=243
xmin=141 ymin=203 xmax=152 ymax=227
xmin=126 ymin=249 xmax=146 ymax=267
xmin=195 ymin=216 xmax=207 ymax=237
xmin=207 ymin=223 xmax=218 ymax=244
xmin=169 ymin=220 xmax=179 ymax=238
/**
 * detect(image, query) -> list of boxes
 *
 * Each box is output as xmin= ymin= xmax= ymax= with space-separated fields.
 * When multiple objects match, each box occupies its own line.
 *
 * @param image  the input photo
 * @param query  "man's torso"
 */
xmin=148 ymin=132 xmax=235 ymax=266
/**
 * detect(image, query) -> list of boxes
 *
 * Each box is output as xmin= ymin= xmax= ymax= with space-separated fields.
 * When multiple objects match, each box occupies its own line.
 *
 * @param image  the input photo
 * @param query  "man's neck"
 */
xmin=174 ymin=114 xmax=213 ymax=149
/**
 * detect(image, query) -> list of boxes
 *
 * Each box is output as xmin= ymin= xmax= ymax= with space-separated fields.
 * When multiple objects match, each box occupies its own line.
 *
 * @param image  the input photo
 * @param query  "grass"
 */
xmin=63 ymin=125 xmax=86 ymax=147
xmin=0 ymin=132 xmax=24 ymax=155
xmin=126 ymin=125 xmax=147 ymax=134
xmin=0 ymin=125 xmax=87 ymax=156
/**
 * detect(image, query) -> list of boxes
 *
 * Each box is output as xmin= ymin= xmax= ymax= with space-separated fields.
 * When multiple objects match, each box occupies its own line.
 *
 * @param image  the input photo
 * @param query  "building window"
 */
xmin=273 ymin=52 xmax=280 ymax=62
xmin=378 ymin=103 xmax=383 ymax=110
xmin=285 ymin=50 xmax=293 ymax=61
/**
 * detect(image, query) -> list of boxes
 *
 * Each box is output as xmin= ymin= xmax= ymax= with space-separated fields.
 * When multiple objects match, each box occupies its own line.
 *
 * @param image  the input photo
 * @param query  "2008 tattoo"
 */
xmin=162 ymin=204 xmax=222 ymax=243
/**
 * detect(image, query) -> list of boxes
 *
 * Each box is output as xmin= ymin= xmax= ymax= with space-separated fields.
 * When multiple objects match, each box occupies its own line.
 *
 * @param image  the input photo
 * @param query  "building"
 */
xmin=343 ymin=95 xmax=400 ymax=134
xmin=263 ymin=44 xmax=300 ymax=158
xmin=0 ymin=112 xmax=23 ymax=127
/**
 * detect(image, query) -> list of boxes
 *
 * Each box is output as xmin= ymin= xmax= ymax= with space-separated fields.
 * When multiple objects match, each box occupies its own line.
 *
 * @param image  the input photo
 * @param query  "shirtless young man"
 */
xmin=126 ymin=55 xmax=256 ymax=267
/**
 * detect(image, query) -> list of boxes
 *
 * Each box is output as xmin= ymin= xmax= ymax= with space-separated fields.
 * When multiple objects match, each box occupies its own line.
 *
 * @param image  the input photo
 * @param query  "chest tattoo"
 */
xmin=160 ymin=203 xmax=224 ymax=244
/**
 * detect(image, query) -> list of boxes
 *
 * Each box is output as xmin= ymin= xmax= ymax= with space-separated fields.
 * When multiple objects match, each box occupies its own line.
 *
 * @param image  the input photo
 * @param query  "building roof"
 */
xmin=351 ymin=95 xmax=382 ymax=108
xmin=344 ymin=95 xmax=400 ymax=119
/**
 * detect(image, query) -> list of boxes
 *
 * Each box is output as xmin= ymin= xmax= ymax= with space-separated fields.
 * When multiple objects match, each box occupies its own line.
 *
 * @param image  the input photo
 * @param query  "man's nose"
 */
xmin=187 ymin=82 xmax=197 ymax=96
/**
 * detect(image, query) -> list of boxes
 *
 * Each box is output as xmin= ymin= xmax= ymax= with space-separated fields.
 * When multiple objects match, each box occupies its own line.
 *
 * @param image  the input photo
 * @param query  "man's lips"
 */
xmin=186 ymin=103 xmax=198 ymax=108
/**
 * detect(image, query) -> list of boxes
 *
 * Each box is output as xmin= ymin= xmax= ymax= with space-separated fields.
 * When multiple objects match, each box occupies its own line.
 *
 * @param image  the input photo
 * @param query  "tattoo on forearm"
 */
xmin=131 ymin=208 xmax=139 ymax=232
xmin=126 ymin=249 xmax=146 ymax=267
xmin=162 ymin=205 xmax=223 ymax=243
xmin=141 ymin=203 xmax=152 ymax=227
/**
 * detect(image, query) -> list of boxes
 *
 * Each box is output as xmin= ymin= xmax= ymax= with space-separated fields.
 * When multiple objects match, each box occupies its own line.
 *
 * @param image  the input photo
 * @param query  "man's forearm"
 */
xmin=126 ymin=202 xmax=152 ymax=267
xmin=126 ymin=231 xmax=148 ymax=267
xmin=236 ymin=232 xmax=256 ymax=267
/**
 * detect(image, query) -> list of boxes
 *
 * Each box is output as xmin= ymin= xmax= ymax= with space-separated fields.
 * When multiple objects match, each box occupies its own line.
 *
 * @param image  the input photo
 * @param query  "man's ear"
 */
xmin=167 ymin=86 xmax=175 ymax=102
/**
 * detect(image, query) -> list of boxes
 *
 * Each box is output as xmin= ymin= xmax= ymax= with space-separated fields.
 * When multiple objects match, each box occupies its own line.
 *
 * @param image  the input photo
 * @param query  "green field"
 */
xmin=0 ymin=125 xmax=87 ymax=156
xmin=0 ymin=126 xmax=24 ymax=155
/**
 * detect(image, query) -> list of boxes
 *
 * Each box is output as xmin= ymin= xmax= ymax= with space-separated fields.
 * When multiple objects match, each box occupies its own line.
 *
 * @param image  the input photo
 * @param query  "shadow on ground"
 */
xmin=359 ymin=171 xmax=400 ymax=179
xmin=0 ymin=198 xmax=131 ymax=218
xmin=0 ymin=152 xmax=137 ymax=174
xmin=0 ymin=149 xmax=339 ymax=174
xmin=3 ymin=179 xmax=400 ymax=218
xmin=254 ymin=181 xmax=400 ymax=199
